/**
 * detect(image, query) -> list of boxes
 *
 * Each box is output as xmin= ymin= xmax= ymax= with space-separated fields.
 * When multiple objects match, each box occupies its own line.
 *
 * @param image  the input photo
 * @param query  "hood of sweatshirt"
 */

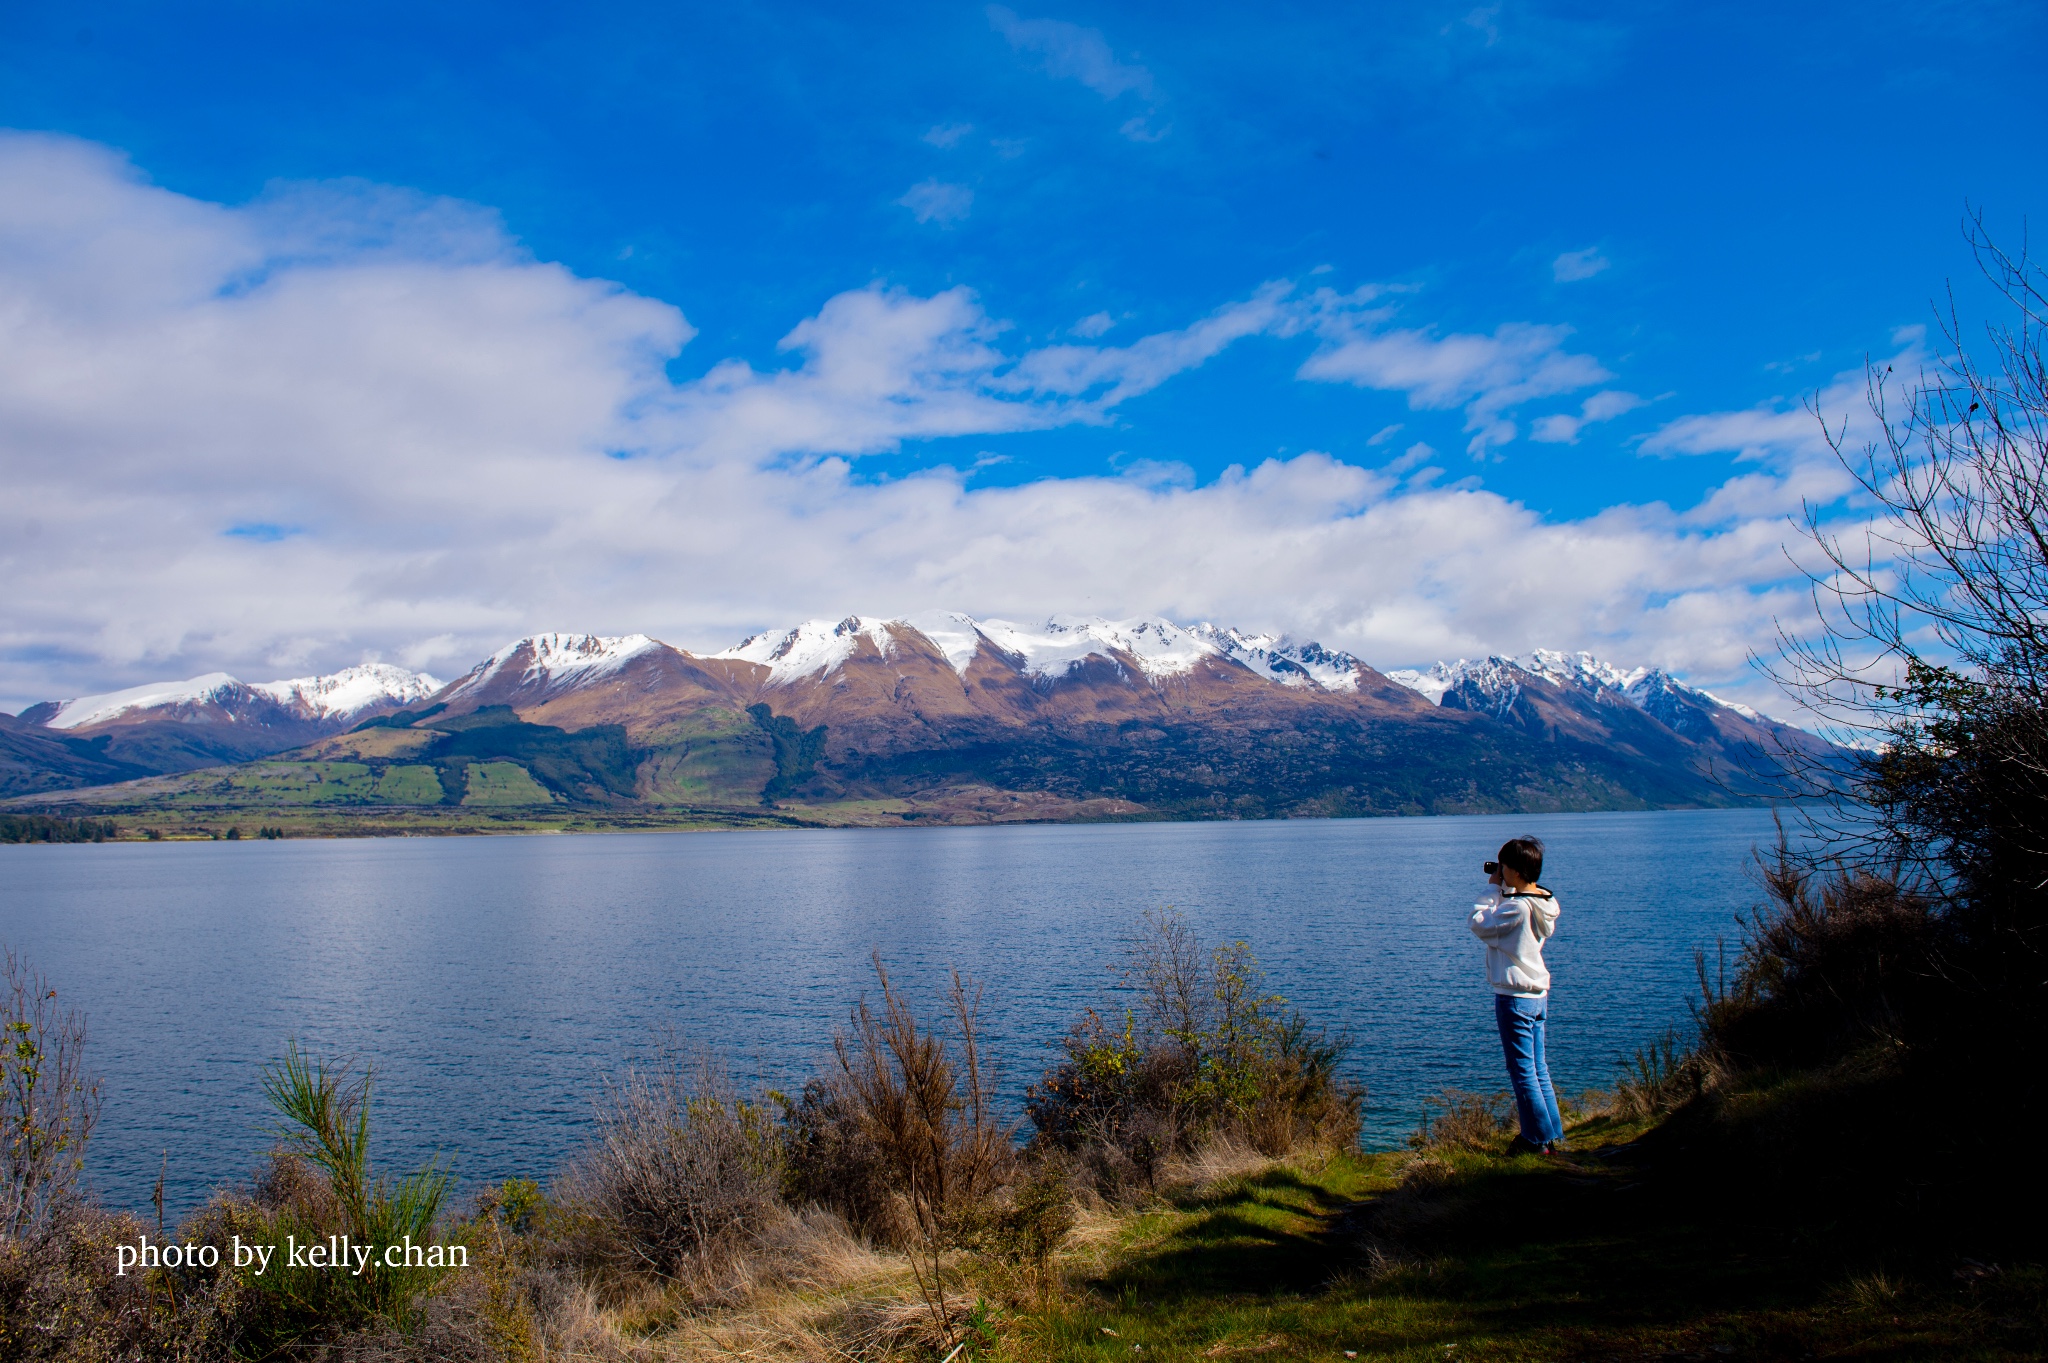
xmin=1517 ymin=889 xmax=1560 ymax=942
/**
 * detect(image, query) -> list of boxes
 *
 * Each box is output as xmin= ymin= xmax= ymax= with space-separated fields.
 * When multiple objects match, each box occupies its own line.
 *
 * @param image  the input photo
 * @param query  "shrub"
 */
xmin=1612 ymin=1029 xmax=1716 ymax=1120
xmin=1702 ymin=837 xmax=1940 ymax=1073
xmin=1027 ymin=910 xmax=1360 ymax=1192
xmin=782 ymin=1076 xmax=900 ymax=1241
xmin=816 ymin=955 xmax=1013 ymax=1344
xmin=556 ymin=1046 xmax=784 ymax=1285
xmin=1 ymin=947 xmax=100 ymax=1239
xmin=0 ymin=1205 xmax=228 ymax=1362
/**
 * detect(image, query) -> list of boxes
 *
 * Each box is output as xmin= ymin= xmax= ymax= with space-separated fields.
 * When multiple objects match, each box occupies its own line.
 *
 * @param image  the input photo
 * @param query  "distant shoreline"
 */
xmin=1 ymin=793 xmax=1806 ymax=844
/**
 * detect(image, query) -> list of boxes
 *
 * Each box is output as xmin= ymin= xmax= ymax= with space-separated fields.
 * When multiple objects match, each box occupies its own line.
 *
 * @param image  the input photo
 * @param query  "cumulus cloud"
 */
xmin=0 ymin=132 xmax=1834 ymax=717
xmin=1552 ymin=246 xmax=1610 ymax=282
xmin=897 ymin=178 xmax=973 ymax=225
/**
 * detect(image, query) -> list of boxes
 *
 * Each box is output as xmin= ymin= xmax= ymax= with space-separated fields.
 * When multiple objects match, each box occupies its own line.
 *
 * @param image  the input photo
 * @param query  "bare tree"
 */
xmin=1 ymin=946 xmax=101 ymax=1239
xmin=1771 ymin=213 xmax=2048 ymax=887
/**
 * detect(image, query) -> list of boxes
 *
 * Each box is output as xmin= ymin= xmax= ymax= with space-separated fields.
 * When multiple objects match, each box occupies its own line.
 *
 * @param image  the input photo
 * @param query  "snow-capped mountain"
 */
xmin=702 ymin=613 xmax=1372 ymax=691
xmin=38 ymin=662 xmax=441 ymax=730
xmin=1385 ymin=649 xmax=1776 ymax=738
xmin=9 ymin=663 xmax=442 ymax=781
xmin=440 ymin=633 xmax=664 ymax=705
xmin=4 ymin=615 xmax=1836 ymax=813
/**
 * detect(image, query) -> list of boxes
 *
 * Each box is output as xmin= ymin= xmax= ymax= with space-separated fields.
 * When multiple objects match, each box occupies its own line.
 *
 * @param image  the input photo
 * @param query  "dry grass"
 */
xmin=1405 ymin=1089 xmax=1511 ymax=1152
xmin=575 ymin=1207 xmax=976 ymax=1363
xmin=1155 ymin=1134 xmax=1277 ymax=1190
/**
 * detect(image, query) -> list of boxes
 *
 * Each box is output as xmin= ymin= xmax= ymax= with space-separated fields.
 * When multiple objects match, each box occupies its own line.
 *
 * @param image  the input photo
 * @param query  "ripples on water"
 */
xmin=0 ymin=808 xmax=1785 ymax=1218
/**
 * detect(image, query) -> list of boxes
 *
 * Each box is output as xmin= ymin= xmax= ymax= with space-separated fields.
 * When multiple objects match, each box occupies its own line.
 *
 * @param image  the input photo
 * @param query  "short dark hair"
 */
xmin=1498 ymin=836 xmax=1545 ymax=883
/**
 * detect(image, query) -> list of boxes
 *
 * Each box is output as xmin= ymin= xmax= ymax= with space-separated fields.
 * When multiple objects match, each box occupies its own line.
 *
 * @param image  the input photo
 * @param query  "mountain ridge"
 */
xmin=1 ymin=614 xmax=1832 ymax=819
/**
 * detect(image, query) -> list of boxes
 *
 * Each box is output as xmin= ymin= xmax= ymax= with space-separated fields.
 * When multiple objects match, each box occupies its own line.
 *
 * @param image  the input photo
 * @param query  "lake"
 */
xmin=0 ymin=808 xmax=1786 ymax=1220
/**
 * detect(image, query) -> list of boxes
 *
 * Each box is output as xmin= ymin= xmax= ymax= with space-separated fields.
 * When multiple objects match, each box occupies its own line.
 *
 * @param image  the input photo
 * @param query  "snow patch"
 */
xmin=46 ymin=673 xmax=242 ymax=729
xmin=251 ymin=663 xmax=443 ymax=720
xmin=1384 ymin=664 xmax=1459 ymax=705
xmin=447 ymin=633 xmax=661 ymax=699
xmin=1386 ymin=650 xmax=1790 ymax=729
xmin=710 ymin=617 xmax=898 ymax=685
xmin=46 ymin=662 xmax=441 ymax=729
xmin=711 ymin=612 xmax=1367 ymax=690
xmin=897 ymin=611 xmax=985 ymax=675
xmin=1196 ymin=626 xmax=1363 ymax=692
xmin=974 ymin=616 xmax=1221 ymax=680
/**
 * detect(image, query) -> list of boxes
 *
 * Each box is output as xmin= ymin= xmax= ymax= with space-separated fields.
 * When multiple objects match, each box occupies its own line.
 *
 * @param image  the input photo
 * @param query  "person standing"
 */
xmin=1469 ymin=836 xmax=1565 ymax=1155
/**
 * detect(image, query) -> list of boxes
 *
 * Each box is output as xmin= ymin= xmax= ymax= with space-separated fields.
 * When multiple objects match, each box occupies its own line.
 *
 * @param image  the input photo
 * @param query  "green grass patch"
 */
xmin=459 ymin=761 xmax=556 ymax=806
xmin=371 ymin=764 xmax=445 ymax=804
xmin=634 ymin=706 xmax=778 ymax=804
xmin=168 ymin=761 xmax=380 ymax=805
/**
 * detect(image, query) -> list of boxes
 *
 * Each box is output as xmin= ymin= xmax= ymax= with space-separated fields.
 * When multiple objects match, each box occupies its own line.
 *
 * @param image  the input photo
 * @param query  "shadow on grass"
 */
xmin=1067 ymin=1147 xmax=2044 ymax=1361
xmin=1101 ymin=1166 xmax=1367 ymax=1300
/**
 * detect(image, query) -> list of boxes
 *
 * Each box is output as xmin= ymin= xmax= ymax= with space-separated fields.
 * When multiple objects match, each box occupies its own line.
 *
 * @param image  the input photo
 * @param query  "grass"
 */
xmin=1015 ymin=1121 xmax=2046 ymax=1362
xmin=460 ymin=760 xmax=557 ymax=805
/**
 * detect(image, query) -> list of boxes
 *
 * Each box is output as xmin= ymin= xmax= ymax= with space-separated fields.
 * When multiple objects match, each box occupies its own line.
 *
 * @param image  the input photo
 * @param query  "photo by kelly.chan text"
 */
xmin=115 ymin=1235 xmax=470 ymax=1278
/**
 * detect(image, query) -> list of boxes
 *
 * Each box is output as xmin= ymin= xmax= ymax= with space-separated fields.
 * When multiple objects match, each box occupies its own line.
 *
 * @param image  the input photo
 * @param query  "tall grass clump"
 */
xmin=194 ymin=1043 xmax=456 ymax=1356
xmin=1026 ymin=909 xmax=1360 ymax=1194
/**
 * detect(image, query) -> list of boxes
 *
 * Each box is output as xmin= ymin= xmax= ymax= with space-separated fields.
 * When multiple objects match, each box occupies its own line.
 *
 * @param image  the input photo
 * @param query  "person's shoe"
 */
xmin=1505 ymin=1135 xmax=1547 ymax=1157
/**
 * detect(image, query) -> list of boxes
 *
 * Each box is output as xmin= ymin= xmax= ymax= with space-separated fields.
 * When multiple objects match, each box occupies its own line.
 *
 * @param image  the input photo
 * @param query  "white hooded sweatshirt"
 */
xmin=1468 ymin=886 xmax=1561 ymax=996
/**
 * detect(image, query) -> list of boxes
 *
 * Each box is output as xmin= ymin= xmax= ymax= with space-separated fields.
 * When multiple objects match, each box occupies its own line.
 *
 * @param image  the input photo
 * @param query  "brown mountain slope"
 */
xmin=4 ymin=616 xmax=1837 ymax=819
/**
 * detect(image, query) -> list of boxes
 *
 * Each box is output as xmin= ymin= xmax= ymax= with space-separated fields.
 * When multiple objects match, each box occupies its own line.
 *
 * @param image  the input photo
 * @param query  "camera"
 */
xmin=1482 ymin=860 xmax=1500 ymax=875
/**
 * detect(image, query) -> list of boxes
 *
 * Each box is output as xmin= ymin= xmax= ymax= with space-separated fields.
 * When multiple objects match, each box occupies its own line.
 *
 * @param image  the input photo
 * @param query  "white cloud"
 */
xmin=1552 ymin=246 xmax=1610 ymax=282
xmin=987 ymin=5 xmax=1164 ymax=141
xmin=922 ymin=122 xmax=974 ymax=148
xmin=0 ymin=133 xmax=1836 ymax=718
xmin=1000 ymin=282 xmax=1297 ymax=408
xmin=1297 ymin=292 xmax=1611 ymax=455
xmin=1529 ymin=388 xmax=1643 ymax=443
xmin=896 ymin=178 xmax=973 ymax=226
xmin=1070 ymin=310 xmax=1115 ymax=338
xmin=987 ymin=5 xmax=1154 ymax=100
xmin=1639 ymin=345 xmax=1920 ymax=525
xmin=1382 ymin=441 xmax=1435 ymax=474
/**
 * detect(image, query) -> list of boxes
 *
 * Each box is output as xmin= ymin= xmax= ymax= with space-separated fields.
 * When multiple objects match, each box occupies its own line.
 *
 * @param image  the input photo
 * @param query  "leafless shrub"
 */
xmin=557 ymin=1046 xmax=785 ymax=1288
xmin=824 ymin=954 xmax=1014 ymax=1345
xmin=1406 ymin=1089 xmax=1510 ymax=1152
xmin=1 ymin=946 xmax=100 ymax=1241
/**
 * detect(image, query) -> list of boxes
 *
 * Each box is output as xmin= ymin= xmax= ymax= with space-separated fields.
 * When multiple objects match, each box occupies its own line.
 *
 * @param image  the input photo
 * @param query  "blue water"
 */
xmin=0 ymin=809 xmax=1784 ymax=1220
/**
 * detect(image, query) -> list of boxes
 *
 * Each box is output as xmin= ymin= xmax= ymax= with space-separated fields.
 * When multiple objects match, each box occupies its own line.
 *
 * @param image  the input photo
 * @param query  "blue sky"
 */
xmin=0 ymin=1 xmax=2042 ymax=711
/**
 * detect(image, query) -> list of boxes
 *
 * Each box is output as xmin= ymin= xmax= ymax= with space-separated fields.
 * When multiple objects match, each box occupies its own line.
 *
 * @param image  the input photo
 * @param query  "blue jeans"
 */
xmin=1493 ymin=992 xmax=1565 ymax=1146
